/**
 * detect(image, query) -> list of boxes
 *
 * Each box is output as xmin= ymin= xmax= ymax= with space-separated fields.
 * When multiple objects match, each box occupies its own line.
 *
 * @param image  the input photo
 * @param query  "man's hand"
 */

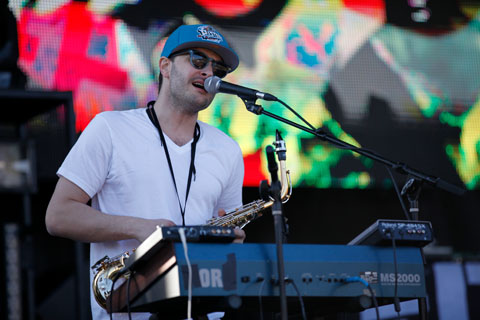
xmin=218 ymin=209 xmax=246 ymax=243
xmin=233 ymin=227 xmax=246 ymax=243
xmin=136 ymin=218 xmax=176 ymax=243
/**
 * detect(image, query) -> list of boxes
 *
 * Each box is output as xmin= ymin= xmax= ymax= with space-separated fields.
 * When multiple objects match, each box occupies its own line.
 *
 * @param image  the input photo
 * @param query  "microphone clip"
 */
xmin=243 ymin=98 xmax=264 ymax=115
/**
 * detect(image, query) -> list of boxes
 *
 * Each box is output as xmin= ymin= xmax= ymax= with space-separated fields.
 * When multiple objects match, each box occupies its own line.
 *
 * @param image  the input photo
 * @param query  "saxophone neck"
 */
xmin=278 ymin=159 xmax=291 ymax=201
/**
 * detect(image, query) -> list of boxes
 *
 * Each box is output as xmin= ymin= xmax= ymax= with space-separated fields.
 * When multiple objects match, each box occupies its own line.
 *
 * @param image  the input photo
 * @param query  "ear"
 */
xmin=159 ymin=57 xmax=171 ymax=79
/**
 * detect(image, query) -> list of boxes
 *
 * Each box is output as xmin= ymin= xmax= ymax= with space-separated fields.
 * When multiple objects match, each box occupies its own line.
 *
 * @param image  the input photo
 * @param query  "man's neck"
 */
xmin=152 ymin=98 xmax=198 ymax=146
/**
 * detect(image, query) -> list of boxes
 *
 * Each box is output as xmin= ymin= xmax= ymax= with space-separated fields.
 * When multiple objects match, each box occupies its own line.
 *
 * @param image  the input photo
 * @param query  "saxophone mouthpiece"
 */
xmin=274 ymin=130 xmax=286 ymax=161
xmin=276 ymin=129 xmax=283 ymax=141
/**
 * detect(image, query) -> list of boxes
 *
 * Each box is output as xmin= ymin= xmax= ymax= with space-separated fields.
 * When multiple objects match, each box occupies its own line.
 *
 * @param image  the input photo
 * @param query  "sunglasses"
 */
xmin=170 ymin=49 xmax=231 ymax=78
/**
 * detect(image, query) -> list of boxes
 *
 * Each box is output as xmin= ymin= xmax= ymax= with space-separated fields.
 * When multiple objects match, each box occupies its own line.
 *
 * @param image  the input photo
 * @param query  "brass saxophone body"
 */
xmin=206 ymin=158 xmax=291 ymax=228
xmin=91 ymin=251 xmax=131 ymax=309
xmin=91 ymin=135 xmax=291 ymax=309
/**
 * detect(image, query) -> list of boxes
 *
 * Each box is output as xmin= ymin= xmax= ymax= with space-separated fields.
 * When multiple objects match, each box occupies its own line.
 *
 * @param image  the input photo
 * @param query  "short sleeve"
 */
xmin=57 ymin=114 xmax=113 ymax=198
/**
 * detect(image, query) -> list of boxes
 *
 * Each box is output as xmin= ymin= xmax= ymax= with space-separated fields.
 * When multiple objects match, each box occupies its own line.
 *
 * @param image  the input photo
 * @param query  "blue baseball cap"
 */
xmin=161 ymin=24 xmax=239 ymax=72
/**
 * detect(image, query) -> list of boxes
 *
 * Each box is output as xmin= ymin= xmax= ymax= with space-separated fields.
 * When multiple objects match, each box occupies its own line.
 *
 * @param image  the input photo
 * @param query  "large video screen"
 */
xmin=7 ymin=0 xmax=480 ymax=189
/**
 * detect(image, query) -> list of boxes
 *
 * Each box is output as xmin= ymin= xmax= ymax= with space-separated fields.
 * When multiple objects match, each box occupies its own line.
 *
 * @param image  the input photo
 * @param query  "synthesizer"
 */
xmin=121 ymin=225 xmax=236 ymax=272
xmin=348 ymin=219 xmax=433 ymax=247
xmin=108 ymin=242 xmax=426 ymax=317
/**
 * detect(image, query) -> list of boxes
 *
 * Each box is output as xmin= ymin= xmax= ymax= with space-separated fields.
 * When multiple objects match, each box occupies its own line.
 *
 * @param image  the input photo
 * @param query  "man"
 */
xmin=45 ymin=24 xmax=245 ymax=320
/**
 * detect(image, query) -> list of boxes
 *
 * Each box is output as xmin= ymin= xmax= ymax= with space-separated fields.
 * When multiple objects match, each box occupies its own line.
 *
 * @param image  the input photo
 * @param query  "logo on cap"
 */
xmin=197 ymin=26 xmax=223 ymax=44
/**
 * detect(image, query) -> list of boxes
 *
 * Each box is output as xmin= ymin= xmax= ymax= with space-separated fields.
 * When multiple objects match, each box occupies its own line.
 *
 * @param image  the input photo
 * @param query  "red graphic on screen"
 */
xmin=195 ymin=0 xmax=263 ymax=18
xmin=342 ymin=0 xmax=385 ymax=19
xmin=17 ymin=2 xmax=129 ymax=131
xmin=243 ymin=148 xmax=267 ymax=186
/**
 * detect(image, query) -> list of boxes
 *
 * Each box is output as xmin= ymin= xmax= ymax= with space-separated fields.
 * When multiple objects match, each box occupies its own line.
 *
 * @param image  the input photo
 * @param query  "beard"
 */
xmin=169 ymin=63 xmax=214 ymax=114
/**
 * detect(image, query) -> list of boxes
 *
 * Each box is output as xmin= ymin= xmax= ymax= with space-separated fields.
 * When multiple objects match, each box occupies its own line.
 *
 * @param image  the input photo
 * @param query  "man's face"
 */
xmin=168 ymin=47 xmax=223 ymax=114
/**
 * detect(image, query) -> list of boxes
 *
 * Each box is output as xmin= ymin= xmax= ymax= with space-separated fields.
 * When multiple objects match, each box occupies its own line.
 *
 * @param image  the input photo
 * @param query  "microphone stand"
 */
xmin=261 ymin=144 xmax=288 ymax=320
xmin=401 ymin=178 xmax=428 ymax=319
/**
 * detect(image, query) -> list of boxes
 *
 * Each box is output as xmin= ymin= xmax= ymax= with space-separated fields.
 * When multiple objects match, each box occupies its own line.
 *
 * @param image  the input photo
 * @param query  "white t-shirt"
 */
xmin=57 ymin=108 xmax=244 ymax=320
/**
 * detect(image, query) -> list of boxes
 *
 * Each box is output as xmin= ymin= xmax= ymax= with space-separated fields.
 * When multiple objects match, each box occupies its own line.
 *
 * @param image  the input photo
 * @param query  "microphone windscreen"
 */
xmin=266 ymin=145 xmax=278 ymax=182
xmin=204 ymin=76 xmax=221 ymax=94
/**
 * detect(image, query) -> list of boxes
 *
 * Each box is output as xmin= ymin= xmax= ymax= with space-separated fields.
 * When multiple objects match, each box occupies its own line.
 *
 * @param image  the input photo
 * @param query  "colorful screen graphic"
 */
xmin=8 ymin=0 xmax=480 ymax=189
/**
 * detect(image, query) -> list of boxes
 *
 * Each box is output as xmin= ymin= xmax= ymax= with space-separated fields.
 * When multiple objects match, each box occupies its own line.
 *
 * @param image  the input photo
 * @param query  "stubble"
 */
xmin=169 ymin=63 xmax=213 ymax=115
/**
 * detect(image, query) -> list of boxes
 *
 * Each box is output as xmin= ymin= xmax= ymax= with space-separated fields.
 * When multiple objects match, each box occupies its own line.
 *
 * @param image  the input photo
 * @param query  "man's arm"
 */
xmin=45 ymin=177 xmax=175 ymax=243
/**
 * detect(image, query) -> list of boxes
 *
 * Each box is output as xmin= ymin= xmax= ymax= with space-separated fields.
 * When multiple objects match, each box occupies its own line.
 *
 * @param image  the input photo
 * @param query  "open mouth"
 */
xmin=192 ymin=81 xmax=207 ymax=93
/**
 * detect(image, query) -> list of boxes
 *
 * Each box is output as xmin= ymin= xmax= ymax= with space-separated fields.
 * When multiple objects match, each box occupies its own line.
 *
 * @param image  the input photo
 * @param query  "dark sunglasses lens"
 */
xmin=190 ymin=53 xmax=208 ymax=69
xmin=212 ymin=64 xmax=228 ymax=78
xmin=190 ymin=51 xmax=229 ymax=78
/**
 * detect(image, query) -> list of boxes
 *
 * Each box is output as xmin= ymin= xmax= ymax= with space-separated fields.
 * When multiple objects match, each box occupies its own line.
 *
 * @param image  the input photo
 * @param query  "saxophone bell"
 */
xmin=91 ymin=252 xmax=131 ymax=309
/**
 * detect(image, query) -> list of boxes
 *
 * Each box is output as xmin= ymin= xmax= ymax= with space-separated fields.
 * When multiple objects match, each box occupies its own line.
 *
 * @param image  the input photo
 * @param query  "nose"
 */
xmin=200 ymin=62 xmax=214 ymax=77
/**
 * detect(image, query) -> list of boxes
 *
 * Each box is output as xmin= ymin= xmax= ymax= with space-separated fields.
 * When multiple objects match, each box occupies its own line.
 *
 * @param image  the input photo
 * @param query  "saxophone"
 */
xmin=91 ymin=132 xmax=292 ymax=309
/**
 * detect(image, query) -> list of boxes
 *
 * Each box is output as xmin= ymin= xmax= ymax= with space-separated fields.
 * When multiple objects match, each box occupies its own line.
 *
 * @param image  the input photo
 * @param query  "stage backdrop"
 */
xmin=8 ymin=0 xmax=480 ymax=190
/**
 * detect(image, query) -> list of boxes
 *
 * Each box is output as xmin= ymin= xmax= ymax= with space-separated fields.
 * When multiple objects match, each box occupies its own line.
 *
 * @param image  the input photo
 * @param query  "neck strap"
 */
xmin=146 ymin=101 xmax=200 ymax=226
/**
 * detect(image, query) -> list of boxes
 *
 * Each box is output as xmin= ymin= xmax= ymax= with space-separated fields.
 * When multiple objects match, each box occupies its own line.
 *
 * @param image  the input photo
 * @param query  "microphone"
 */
xmin=204 ymin=76 xmax=278 ymax=101
xmin=266 ymin=145 xmax=279 ymax=183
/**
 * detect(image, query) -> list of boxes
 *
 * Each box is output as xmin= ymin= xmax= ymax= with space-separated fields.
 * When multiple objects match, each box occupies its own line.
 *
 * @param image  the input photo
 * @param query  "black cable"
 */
xmin=276 ymin=98 xmax=352 ymax=150
xmin=108 ymin=268 xmax=133 ymax=320
xmin=386 ymin=167 xmax=411 ymax=220
xmin=287 ymin=279 xmax=307 ymax=320
xmin=109 ymin=273 xmax=120 ymax=320
xmin=366 ymin=285 xmax=380 ymax=320
xmin=276 ymin=98 xmax=398 ymax=160
xmin=278 ymin=98 xmax=397 ymax=159
xmin=344 ymin=277 xmax=380 ymax=320
xmin=257 ymin=278 xmax=266 ymax=320
xmin=126 ymin=275 xmax=132 ymax=320
xmin=278 ymin=99 xmax=316 ymax=130
xmin=391 ymin=237 xmax=401 ymax=318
